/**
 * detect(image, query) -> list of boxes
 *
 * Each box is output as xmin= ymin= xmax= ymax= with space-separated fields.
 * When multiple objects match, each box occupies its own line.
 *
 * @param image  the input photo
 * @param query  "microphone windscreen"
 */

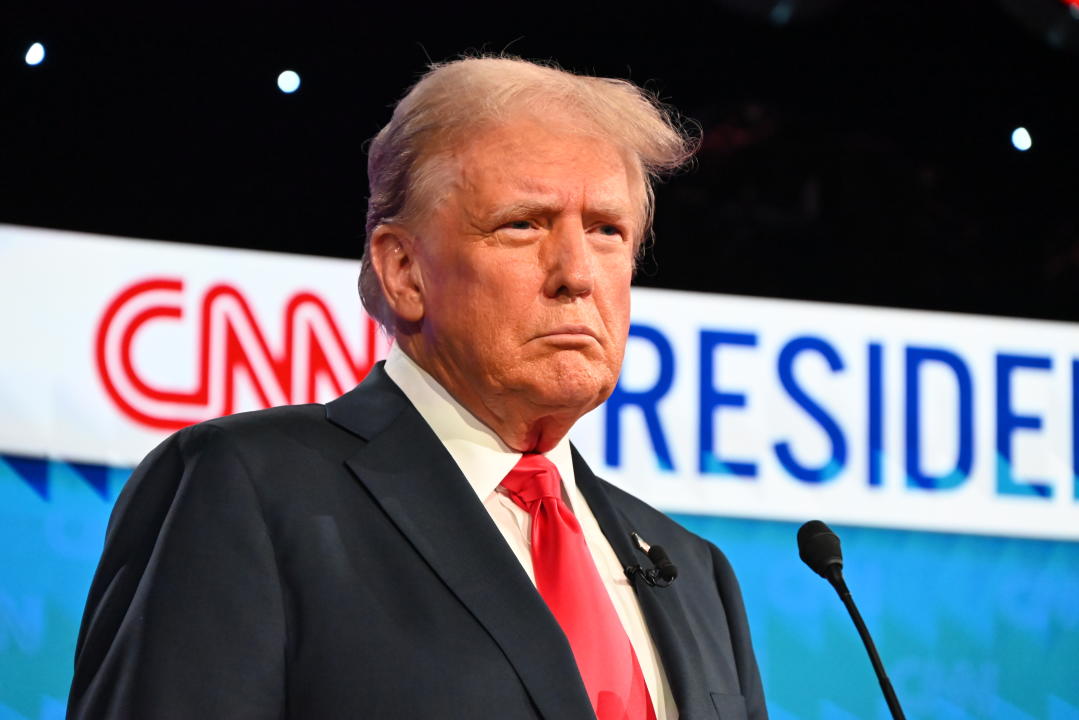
xmin=797 ymin=520 xmax=843 ymax=578
xmin=648 ymin=545 xmax=678 ymax=582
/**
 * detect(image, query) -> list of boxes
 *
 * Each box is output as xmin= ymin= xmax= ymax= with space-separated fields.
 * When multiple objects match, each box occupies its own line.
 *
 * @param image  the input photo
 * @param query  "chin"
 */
xmin=520 ymin=358 xmax=617 ymax=412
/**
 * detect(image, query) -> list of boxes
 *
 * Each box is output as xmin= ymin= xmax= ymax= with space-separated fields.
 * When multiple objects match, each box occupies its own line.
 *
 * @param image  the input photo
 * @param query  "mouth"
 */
xmin=544 ymin=324 xmax=598 ymax=338
xmin=536 ymin=325 xmax=601 ymax=346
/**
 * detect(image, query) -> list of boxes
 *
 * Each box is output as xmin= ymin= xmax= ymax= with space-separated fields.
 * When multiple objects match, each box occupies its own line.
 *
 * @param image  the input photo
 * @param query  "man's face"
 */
xmin=408 ymin=116 xmax=640 ymax=440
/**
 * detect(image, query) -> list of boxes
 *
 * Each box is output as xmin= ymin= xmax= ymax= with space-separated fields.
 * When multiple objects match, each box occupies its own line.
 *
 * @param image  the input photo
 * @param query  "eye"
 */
xmin=591 ymin=223 xmax=625 ymax=240
xmin=503 ymin=220 xmax=533 ymax=231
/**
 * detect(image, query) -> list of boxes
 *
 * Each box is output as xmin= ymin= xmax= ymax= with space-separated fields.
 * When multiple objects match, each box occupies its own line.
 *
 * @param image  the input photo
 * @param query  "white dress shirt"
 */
xmin=384 ymin=344 xmax=676 ymax=719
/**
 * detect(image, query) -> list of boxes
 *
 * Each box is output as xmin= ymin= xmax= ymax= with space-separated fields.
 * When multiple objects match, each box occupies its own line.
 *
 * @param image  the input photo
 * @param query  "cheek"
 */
xmin=605 ymin=324 xmax=630 ymax=376
xmin=426 ymin=255 xmax=506 ymax=320
xmin=440 ymin=281 xmax=529 ymax=353
xmin=601 ymin=263 xmax=634 ymax=320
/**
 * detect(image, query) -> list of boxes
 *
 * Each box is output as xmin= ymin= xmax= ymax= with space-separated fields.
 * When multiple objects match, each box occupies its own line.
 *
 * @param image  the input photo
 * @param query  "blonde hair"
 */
xmin=360 ymin=55 xmax=698 ymax=325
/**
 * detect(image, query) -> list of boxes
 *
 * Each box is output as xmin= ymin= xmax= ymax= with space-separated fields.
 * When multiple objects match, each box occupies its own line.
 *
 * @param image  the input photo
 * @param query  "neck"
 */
xmin=396 ymin=339 xmax=584 ymax=454
xmin=491 ymin=413 xmax=577 ymax=454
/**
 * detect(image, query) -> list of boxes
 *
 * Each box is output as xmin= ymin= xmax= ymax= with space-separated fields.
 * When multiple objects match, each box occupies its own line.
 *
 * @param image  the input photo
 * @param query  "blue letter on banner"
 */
xmin=1074 ymin=360 xmax=1079 ymax=500
xmin=605 ymin=323 xmax=676 ymax=471
xmin=996 ymin=354 xmax=1053 ymax=498
xmin=773 ymin=336 xmax=848 ymax=483
xmin=868 ymin=342 xmax=885 ymax=487
xmin=905 ymin=346 xmax=974 ymax=490
xmin=699 ymin=330 xmax=758 ymax=476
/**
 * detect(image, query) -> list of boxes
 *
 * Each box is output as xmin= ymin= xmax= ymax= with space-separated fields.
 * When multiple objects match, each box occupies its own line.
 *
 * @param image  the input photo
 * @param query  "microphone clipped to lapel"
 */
xmin=624 ymin=531 xmax=678 ymax=588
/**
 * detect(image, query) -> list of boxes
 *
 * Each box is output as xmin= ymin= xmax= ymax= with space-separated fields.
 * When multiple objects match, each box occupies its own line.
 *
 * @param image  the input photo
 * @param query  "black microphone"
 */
xmin=797 ymin=520 xmax=907 ymax=720
xmin=647 ymin=544 xmax=678 ymax=584
xmin=624 ymin=532 xmax=678 ymax=587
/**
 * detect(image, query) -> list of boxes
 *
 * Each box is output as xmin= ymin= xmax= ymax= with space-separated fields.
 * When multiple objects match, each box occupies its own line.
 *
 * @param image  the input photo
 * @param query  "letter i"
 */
xmin=869 ymin=343 xmax=884 ymax=487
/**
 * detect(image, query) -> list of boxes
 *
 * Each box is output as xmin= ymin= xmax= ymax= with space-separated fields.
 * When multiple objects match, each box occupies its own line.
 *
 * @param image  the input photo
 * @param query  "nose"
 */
xmin=542 ymin=223 xmax=594 ymax=300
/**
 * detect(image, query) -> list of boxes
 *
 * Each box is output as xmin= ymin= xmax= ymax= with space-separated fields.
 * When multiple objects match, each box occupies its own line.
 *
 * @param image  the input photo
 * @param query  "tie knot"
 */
xmin=500 ymin=453 xmax=563 ymax=510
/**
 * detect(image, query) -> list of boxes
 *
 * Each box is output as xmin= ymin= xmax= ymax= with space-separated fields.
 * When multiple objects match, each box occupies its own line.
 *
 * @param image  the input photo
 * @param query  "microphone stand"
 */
xmin=825 ymin=566 xmax=906 ymax=720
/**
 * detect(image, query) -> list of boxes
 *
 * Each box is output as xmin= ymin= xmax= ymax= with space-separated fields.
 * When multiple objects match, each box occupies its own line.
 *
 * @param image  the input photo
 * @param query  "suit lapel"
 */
xmin=326 ymin=367 xmax=594 ymax=720
xmin=572 ymin=449 xmax=712 ymax=719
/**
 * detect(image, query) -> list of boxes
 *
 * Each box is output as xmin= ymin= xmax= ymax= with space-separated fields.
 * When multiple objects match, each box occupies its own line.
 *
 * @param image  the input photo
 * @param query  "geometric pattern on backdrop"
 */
xmin=2 ymin=455 xmax=1077 ymax=720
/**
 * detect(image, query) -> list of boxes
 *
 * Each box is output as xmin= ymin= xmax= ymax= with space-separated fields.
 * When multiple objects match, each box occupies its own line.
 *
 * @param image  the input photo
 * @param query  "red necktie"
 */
xmin=501 ymin=454 xmax=657 ymax=720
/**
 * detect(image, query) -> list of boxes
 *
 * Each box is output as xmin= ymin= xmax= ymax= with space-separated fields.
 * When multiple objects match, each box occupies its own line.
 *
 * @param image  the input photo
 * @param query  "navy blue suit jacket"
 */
xmin=69 ymin=363 xmax=767 ymax=719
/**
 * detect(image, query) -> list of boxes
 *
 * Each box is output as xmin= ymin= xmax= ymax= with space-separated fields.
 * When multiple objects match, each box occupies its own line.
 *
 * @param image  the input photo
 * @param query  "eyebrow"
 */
xmin=486 ymin=200 xmax=557 ymax=221
xmin=487 ymin=199 xmax=635 ymax=223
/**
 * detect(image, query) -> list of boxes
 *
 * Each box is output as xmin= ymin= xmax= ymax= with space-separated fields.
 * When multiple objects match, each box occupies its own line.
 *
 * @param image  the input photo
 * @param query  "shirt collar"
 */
xmin=382 ymin=343 xmax=577 ymax=504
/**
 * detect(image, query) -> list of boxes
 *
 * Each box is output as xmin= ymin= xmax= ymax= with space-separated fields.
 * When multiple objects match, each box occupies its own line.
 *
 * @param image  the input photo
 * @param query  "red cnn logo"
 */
xmin=95 ymin=278 xmax=382 ymax=430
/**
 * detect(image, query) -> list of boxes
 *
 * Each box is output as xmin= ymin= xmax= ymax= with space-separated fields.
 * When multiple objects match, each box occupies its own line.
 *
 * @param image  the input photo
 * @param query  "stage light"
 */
xmin=25 ymin=42 xmax=45 ymax=66
xmin=277 ymin=70 xmax=300 ymax=94
xmin=769 ymin=0 xmax=794 ymax=25
xmin=1011 ymin=127 xmax=1032 ymax=151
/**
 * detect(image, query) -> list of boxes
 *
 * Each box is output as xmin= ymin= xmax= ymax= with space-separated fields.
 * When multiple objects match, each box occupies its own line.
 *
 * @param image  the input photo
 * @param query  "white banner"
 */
xmin=2 ymin=224 xmax=1077 ymax=540
xmin=0 ymin=225 xmax=390 ymax=469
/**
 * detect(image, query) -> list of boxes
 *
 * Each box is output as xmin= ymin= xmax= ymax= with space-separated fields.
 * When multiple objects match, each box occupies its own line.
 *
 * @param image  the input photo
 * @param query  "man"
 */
xmin=69 ymin=56 xmax=767 ymax=719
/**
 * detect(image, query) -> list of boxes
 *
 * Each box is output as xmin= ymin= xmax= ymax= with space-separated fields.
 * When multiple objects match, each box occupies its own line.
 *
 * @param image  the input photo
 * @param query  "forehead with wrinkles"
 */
xmin=419 ymin=114 xmax=648 ymax=241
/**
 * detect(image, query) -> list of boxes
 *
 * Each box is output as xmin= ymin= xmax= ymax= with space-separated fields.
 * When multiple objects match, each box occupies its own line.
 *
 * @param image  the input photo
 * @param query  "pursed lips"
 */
xmin=536 ymin=324 xmax=601 ymax=344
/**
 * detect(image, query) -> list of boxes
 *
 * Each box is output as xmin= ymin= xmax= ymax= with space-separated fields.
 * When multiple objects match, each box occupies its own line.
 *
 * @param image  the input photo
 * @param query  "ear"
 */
xmin=368 ymin=225 xmax=425 ymax=324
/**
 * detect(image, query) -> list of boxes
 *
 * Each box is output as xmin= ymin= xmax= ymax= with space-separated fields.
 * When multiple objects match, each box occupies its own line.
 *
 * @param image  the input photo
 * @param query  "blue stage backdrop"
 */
xmin=1 ymin=225 xmax=1077 ymax=719
xmin=2 ymin=463 xmax=1077 ymax=719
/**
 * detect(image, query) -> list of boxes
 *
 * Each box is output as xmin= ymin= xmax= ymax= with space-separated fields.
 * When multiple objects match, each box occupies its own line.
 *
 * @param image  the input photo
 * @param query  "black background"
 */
xmin=4 ymin=0 xmax=1078 ymax=321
